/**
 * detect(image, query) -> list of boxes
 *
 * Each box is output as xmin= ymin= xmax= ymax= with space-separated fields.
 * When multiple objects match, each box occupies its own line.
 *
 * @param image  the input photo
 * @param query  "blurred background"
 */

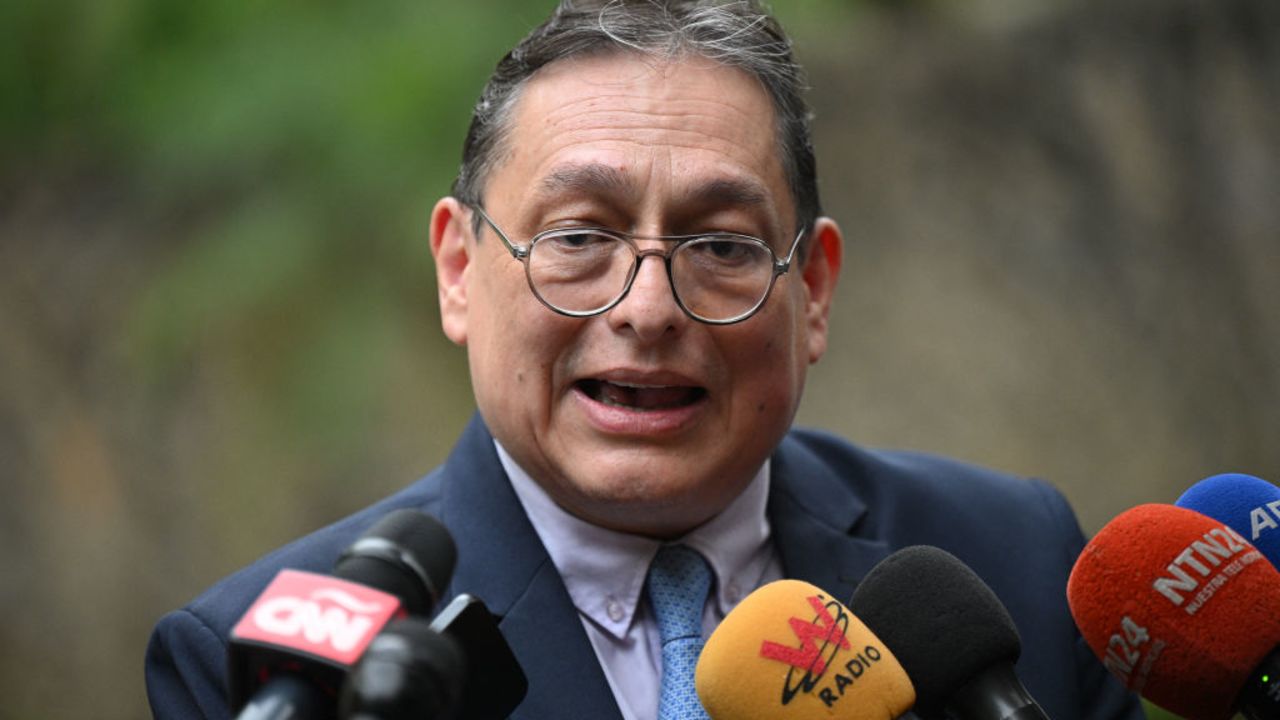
xmin=1 ymin=0 xmax=1276 ymax=717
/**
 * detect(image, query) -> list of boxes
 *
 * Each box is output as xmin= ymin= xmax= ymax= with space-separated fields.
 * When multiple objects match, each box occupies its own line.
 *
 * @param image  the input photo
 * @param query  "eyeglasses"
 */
xmin=469 ymin=205 xmax=806 ymax=325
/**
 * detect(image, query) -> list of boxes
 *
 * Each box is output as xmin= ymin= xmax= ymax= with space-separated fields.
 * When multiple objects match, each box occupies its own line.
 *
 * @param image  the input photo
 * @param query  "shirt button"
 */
xmin=606 ymin=597 xmax=625 ymax=623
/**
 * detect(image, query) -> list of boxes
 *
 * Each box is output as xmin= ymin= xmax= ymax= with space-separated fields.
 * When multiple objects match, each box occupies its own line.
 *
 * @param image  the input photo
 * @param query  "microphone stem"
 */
xmin=1237 ymin=645 xmax=1280 ymax=720
xmin=234 ymin=675 xmax=331 ymax=720
xmin=947 ymin=662 xmax=1051 ymax=720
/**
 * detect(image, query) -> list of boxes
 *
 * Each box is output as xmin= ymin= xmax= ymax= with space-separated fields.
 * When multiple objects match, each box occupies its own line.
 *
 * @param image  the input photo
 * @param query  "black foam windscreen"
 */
xmin=334 ymin=509 xmax=457 ymax=616
xmin=848 ymin=546 xmax=1021 ymax=718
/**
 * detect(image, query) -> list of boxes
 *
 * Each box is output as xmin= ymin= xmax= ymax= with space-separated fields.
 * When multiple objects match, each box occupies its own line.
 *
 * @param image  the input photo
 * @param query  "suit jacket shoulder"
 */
xmin=768 ymin=427 xmax=1143 ymax=720
xmin=146 ymin=414 xmax=616 ymax=719
xmin=145 ymin=464 xmax=451 ymax=718
xmin=145 ymin=418 xmax=1143 ymax=720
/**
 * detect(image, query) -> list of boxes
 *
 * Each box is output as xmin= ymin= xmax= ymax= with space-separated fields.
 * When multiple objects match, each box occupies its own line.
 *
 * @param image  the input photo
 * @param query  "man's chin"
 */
xmin=554 ymin=474 xmax=731 ymax=537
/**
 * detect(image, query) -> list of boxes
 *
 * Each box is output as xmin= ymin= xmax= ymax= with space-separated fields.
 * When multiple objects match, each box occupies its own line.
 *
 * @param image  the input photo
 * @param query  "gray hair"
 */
xmin=452 ymin=0 xmax=821 ymax=240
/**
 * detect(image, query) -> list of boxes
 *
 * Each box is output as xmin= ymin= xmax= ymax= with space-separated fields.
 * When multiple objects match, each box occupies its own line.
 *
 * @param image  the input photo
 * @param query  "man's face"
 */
xmin=431 ymin=52 xmax=841 ymax=538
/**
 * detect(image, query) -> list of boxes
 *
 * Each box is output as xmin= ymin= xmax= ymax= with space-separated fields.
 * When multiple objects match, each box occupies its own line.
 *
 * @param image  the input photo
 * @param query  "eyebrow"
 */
xmin=538 ymin=163 xmax=630 ymax=198
xmin=536 ymin=162 xmax=772 ymax=211
xmin=687 ymin=177 xmax=770 ymax=209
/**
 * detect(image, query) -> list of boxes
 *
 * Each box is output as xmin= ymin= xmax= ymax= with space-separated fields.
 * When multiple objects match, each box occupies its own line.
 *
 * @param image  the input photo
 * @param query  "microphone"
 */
xmin=694 ymin=579 xmax=915 ymax=720
xmin=228 ymin=509 xmax=457 ymax=720
xmin=1068 ymin=503 xmax=1280 ymax=720
xmin=338 ymin=617 xmax=467 ymax=720
xmin=847 ymin=545 xmax=1050 ymax=720
xmin=425 ymin=594 xmax=528 ymax=719
xmin=339 ymin=594 xmax=528 ymax=719
xmin=1176 ymin=473 xmax=1280 ymax=568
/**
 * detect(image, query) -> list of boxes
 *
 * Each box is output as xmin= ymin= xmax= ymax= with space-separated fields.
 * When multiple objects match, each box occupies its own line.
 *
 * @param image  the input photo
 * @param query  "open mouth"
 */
xmin=576 ymin=379 xmax=707 ymax=411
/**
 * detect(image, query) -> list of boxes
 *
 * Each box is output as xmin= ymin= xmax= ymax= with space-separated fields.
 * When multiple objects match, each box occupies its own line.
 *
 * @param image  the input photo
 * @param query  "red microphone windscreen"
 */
xmin=1068 ymin=503 xmax=1280 ymax=720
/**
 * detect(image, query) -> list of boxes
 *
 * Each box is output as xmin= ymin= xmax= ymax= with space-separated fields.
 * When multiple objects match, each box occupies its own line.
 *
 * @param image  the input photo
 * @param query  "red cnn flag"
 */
xmin=232 ymin=569 xmax=404 ymax=667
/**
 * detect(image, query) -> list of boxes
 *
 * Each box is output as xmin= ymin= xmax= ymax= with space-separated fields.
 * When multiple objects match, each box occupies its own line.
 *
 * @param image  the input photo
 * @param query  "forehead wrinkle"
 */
xmin=538 ymin=163 xmax=630 ymax=199
xmin=546 ymin=98 xmax=767 ymax=148
xmin=505 ymin=56 xmax=791 ymax=231
xmin=533 ymin=160 xmax=774 ymax=214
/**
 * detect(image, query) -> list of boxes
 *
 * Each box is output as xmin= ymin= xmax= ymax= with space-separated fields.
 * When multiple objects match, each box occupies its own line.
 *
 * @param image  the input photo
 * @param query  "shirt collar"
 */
xmin=496 ymin=441 xmax=773 ymax=640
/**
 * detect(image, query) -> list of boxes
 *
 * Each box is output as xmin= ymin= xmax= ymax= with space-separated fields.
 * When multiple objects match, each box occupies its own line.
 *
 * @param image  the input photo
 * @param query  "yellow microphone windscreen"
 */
xmin=696 ymin=580 xmax=915 ymax=719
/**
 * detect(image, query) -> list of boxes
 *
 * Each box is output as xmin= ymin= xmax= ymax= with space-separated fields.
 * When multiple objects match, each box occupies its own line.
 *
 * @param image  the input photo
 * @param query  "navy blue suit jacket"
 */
xmin=146 ymin=415 xmax=1143 ymax=719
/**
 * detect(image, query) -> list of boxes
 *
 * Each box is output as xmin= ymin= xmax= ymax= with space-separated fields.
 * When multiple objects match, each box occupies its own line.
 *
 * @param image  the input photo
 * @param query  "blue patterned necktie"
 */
xmin=646 ymin=544 xmax=714 ymax=720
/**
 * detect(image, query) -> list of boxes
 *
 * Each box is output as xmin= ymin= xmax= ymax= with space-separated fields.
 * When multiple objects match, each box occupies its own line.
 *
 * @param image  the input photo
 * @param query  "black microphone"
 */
xmin=339 ymin=616 xmax=467 ymax=720
xmin=426 ymin=594 xmax=527 ymax=719
xmin=228 ymin=509 xmax=457 ymax=720
xmin=848 ymin=545 xmax=1051 ymax=720
xmin=338 ymin=594 xmax=528 ymax=720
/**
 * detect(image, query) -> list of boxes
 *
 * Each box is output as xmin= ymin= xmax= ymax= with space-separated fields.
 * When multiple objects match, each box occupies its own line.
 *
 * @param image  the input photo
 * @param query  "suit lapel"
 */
xmin=436 ymin=415 xmax=623 ymax=719
xmin=768 ymin=433 xmax=892 ymax=605
xmin=431 ymin=418 xmax=887 ymax=718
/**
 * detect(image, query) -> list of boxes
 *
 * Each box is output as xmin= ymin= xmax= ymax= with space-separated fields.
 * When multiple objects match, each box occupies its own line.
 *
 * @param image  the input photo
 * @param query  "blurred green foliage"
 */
xmin=1 ymin=0 xmax=853 ymax=477
xmin=0 ymin=3 xmax=862 ymax=717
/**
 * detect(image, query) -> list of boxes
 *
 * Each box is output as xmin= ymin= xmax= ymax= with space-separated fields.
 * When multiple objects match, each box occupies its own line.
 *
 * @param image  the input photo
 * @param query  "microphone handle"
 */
xmin=1001 ymin=708 xmax=1052 ymax=720
xmin=234 ymin=675 xmax=330 ymax=720
xmin=1237 ymin=645 xmax=1280 ymax=720
xmin=947 ymin=663 xmax=1051 ymax=720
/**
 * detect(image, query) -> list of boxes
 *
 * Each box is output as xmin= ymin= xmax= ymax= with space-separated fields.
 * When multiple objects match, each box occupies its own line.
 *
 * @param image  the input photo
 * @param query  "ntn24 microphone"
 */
xmin=1069 ymin=503 xmax=1280 ymax=720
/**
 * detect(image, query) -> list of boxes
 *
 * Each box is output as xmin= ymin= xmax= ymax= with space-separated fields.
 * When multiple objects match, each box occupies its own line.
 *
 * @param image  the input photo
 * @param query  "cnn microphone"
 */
xmin=694 ymin=579 xmax=915 ymax=720
xmin=338 ymin=617 xmax=466 ymax=720
xmin=1176 ymin=473 xmax=1280 ymax=568
xmin=848 ymin=545 xmax=1050 ymax=720
xmin=426 ymin=594 xmax=527 ymax=719
xmin=339 ymin=593 xmax=528 ymax=720
xmin=228 ymin=509 xmax=457 ymax=720
xmin=1068 ymin=503 xmax=1280 ymax=720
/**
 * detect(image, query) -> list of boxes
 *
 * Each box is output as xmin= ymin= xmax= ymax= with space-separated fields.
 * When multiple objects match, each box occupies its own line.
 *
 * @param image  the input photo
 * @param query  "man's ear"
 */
xmin=429 ymin=197 xmax=472 ymax=346
xmin=800 ymin=216 xmax=843 ymax=364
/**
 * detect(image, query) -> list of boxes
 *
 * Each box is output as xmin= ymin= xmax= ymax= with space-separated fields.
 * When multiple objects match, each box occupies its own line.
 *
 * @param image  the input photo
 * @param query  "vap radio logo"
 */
xmin=232 ymin=569 xmax=402 ymax=665
xmin=757 ymin=593 xmax=886 ymax=707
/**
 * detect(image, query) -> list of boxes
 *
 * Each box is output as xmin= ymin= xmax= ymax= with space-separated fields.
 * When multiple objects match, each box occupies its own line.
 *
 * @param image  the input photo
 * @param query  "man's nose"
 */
xmin=606 ymin=249 xmax=688 ymax=342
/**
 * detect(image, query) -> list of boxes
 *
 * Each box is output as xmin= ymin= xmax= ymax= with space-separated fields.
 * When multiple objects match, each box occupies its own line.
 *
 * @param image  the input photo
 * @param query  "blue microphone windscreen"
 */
xmin=1176 ymin=473 xmax=1280 ymax=568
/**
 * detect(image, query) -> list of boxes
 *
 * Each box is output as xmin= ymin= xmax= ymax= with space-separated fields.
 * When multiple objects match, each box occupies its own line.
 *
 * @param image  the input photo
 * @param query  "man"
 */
xmin=146 ymin=1 xmax=1144 ymax=718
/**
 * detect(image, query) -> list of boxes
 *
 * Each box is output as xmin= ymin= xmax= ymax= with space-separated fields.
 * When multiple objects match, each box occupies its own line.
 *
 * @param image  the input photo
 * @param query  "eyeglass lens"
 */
xmin=526 ymin=230 xmax=775 ymax=321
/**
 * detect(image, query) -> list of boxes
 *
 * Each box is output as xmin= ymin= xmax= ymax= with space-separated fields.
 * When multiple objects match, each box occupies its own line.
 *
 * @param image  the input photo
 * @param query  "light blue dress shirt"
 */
xmin=496 ymin=441 xmax=784 ymax=720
